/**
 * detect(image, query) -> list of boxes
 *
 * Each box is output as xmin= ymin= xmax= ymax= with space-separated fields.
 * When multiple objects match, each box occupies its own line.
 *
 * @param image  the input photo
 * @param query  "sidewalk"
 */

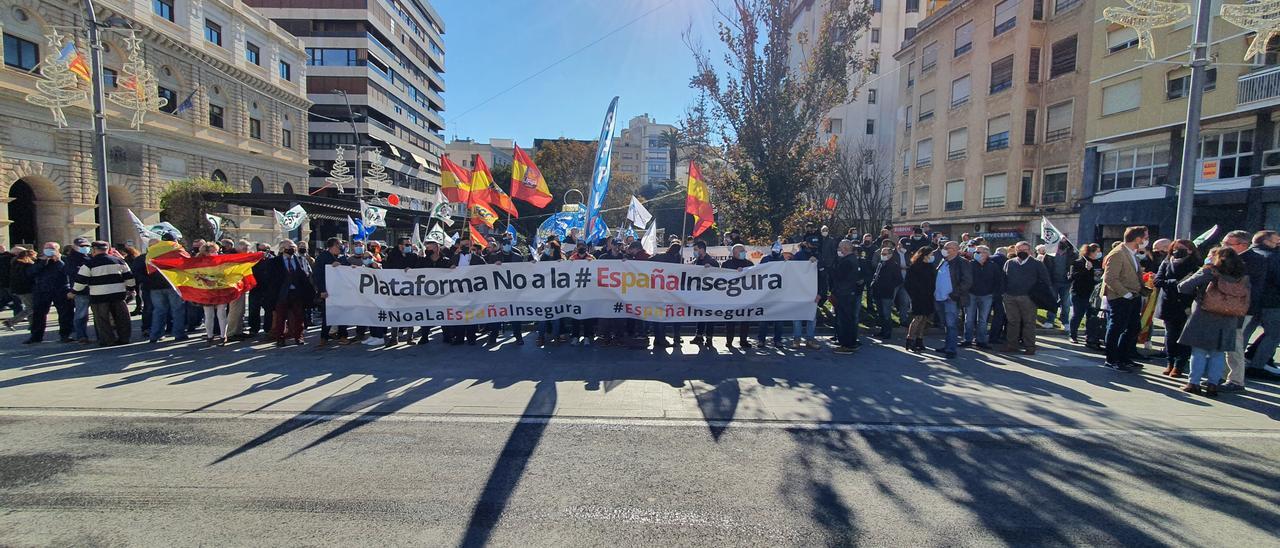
xmin=0 ymin=323 xmax=1277 ymax=432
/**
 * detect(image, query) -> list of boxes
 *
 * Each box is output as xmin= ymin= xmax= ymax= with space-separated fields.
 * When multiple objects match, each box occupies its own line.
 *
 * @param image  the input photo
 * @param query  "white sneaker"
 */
xmin=1264 ymin=364 xmax=1280 ymax=376
xmin=362 ymin=337 xmax=384 ymax=346
xmin=1040 ymin=321 xmax=1055 ymax=329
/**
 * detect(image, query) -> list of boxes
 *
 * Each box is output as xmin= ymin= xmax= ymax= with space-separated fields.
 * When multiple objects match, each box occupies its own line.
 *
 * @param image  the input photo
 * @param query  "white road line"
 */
xmin=1 ymin=406 xmax=1278 ymax=439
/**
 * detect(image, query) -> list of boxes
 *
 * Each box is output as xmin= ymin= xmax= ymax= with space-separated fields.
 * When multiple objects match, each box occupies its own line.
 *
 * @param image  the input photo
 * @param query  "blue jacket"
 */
xmin=64 ymin=250 xmax=89 ymax=295
xmin=31 ymin=257 xmax=70 ymax=295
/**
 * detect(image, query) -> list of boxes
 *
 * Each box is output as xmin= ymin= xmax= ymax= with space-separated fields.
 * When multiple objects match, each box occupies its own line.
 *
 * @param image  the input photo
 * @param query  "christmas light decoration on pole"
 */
xmin=1103 ymin=0 xmax=1192 ymax=58
xmin=1220 ymin=1 xmax=1280 ymax=60
xmin=325 ymin=146 xmax=354 ymax=192
xmin=107 ymin=31 xmax=166 ymax=129
xmin=24 ymin=33 xmax=88 ymax=128
xmin=364 ymin=156 xmax=390 ymax=190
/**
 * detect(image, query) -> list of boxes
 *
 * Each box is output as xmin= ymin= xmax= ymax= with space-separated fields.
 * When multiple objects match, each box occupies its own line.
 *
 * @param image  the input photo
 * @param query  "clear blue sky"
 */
xmin=434 ymin=0 xmax=725 ymax=146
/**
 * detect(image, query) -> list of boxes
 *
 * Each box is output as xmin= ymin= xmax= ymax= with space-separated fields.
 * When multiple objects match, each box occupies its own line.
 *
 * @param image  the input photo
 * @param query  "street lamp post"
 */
xmin=83 ymin=0 xmax=112 ymax=242
xmin=1173 ymin=0 xmax=1214 ymax=239
xmin=331 ymin=89 xmax=364 ymax=198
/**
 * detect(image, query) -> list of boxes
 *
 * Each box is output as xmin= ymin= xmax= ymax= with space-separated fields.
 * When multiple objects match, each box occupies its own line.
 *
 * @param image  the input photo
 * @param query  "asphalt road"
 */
xmin=1 ymin=411 xmax=1277 ymax=547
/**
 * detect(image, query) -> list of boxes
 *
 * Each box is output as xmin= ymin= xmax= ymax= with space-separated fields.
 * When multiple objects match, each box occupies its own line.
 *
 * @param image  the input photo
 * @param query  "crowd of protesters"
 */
xmin=2 ymin=220 xmax=1278 ymax=398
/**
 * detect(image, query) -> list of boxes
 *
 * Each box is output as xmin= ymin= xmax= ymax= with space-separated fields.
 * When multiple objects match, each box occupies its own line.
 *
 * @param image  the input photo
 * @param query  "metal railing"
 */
xmin=1238 ymin=65 xmax=1280 ymax=105
xmin=951 ymin=96 xmax=969 ymax=108
xmin=945 ymin=201 xmax=963 ymax=211
xmin=983 ymin=196 xmax=1006 ymax=208
xmin=913 ymin=204 xmax=929 ymax=214
xmin=947 ymin=149 xmax=966 ymax=161
xmin=1045 ymin=127 xmax=1071 ymax=142
xmin=987 ymin=134 xmax=1010 ymax=151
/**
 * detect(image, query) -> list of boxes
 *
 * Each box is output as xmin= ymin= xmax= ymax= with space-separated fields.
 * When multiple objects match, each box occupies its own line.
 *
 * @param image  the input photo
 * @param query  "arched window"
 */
xmin=282 ymin=182 xmax=295 ymax=194
xmin=250 ymin=177 xmax=265 ymax=215
xmin=210 ymin=169 xmax=227 ymax=182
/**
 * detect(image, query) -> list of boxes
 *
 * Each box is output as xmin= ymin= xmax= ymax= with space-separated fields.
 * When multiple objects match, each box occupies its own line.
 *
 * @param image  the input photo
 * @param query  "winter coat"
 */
xmin=905 ymin=261 xmax=936 ymax=316
xmin=1176 ymin=267 xmax=1248 ymax=352
xmin=870 ymin=259 xmax=903 ymax=300
xmin=1154 ymin=257 xmax=1198 ymax=323
xmin=1069 ymin=256 xmax=1103 ymax=297
xmin=8 ymin=260 xmax=34 ymax=294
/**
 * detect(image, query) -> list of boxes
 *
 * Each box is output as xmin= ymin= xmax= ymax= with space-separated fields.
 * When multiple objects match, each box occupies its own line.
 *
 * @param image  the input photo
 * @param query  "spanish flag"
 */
xmin=150 ymin=252 xmax=264 ymax=306
xmin=685 ymin=162 xmax=715 ymax=237
xmin=470 ymin=201 xmax=500 ymax=228
xmin=441 ymin=155 xmax=473 ymax=204
xmin=59 ymin=42 xmax=91 ymax=83
xmin=469 ymin=224 xmax=488 ymax=249
xmin=472 ymin=155 xmax=517 ymax=217
xmin=511 ymin=144 xmax=552 ymax=208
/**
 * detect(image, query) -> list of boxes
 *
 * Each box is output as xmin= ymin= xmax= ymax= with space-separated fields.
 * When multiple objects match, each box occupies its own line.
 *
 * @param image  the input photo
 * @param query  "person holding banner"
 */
xmin=565 ymin=241 xmax=595 ymax=346
xmin=263 ymin=240 xmax=315 ymax=347
xmin=688 ymin=240 xmax=719 ymax=348
xmin=444 ymin=236 xmax=486 ymax=345
xmin=756 ymin=241 xmax=788 ymax=347
xmin=486 ymin=235 xmax=525 ymax=346
xmin=651 ymin=242 xmax=685 ymax=349
xmin=314 ymin=237 xmax=351 ymax=347
xmin=194 ymin=243 xmax=230 ymax=346
xmin=721 ymin=245 xmax=756 ymax=349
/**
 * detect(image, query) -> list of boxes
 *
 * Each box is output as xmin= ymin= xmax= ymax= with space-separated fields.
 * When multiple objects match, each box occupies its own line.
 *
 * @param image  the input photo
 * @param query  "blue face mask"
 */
xmin=43 ymin=248 xmax=56 ymax=257
xmin=363 ymin=257 xmax=374 ymax=266
xmin=352 ymin=246 xmax=364 ymax=255
xmin=503 ymin=244 xmax=512 ymax=252
xmin=1205 ymin=257 xmax=1213 ymax=265
xmin=78 ymin=246 xmax=90 ymax=255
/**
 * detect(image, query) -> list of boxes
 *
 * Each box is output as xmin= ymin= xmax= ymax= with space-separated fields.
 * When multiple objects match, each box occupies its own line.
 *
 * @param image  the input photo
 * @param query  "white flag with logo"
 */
xmin=626 ymin=195 xmax=652 ymax=229
xmin=1040 ymin=216 xmax=1064 ymax=256
xmin=430 ymin=189 xmax=455 ymax=227
xmin=275 ymin=204 xmax=308 ymax=232
xmin=362 ymin=200 xmax=388 ymax=227
xmin=206 ymin=213 xmax=225 ymax=240
xmin=425 ymin=223 xmax=453 ymax=246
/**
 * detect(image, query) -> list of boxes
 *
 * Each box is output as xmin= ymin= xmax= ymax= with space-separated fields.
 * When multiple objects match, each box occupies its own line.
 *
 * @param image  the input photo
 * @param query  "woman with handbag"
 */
xmin=1176 ymin=246 xmax=1250 ymax=397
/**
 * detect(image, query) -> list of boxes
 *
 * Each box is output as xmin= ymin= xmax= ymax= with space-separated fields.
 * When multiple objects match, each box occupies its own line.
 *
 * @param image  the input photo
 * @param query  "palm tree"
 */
xmin=659 ymin=128 xmax=683 ymax=184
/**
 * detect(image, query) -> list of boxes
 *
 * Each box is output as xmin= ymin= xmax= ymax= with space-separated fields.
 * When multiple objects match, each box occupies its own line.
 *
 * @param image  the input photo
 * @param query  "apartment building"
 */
xmin=891 ymin=0 xmax=1093 ymax=245
xmin=244 ymin=0 xmax=446 ymax=201
xmin=1 ymin=0 xmax=310 ymax=245
xmin=445 ymin=138 xmax=515 ymax=171
xmin=1082 ymin=2 xmax=1280 ymax=243
xmin=788 ymin=0 xmax=923 ymax=162
xmin=610 ymin=114 xmax=675 ymax=191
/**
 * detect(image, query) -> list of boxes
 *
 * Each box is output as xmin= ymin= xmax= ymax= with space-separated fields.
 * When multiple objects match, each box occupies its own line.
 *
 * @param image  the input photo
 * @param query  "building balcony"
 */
xmin=913 ymin=204 xmax=929 ymax=214
xmin=1238 ymin=66 xmax=1280 ymax=106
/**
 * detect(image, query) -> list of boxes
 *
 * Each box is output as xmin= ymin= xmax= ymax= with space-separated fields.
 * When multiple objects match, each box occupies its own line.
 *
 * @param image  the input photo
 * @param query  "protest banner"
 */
xmin=680 ymin=244 xmax=799 ymax=264
xmin=323 ymin=260 xmax=817 ymax=327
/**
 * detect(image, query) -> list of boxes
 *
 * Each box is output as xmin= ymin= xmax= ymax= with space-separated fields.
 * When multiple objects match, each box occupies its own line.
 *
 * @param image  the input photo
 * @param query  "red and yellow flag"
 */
xmin=145 ymin=240 xmax=189 ymax=274
xmin=685 ymin=162 xmax=715 ymax=237
xmin=470 ymin=201 xmax=500 ymax=228
xmin=469 ymin=224 xmax=488 ymax=249
xmin=510 ymin=145 xmax=552 ymax=208
xmin=441 ymin=155 xmax=473 ymax=204
xmin=59 ymin=42 xmax=91 ymax=83
xmin=472 ymin=155 xmax=517 ymax=217
xmin=150 ymin=252 xmax=264 ymax=306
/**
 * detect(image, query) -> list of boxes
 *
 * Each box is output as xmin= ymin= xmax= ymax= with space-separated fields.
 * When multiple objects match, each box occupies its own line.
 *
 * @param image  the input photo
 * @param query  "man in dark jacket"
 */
xmin=445 ymin=237 xmax=486 ymax=345
xmin=689 ymin=240 xmax=720 ymax=348
xmin=487 ymin=236 xmax=525 ymax=346
xmin=313 ymin=237 xmax=350 ymax=346
xmin=247 ymin=242 xmax=275 ymax=338
xmin=756 ymin=240 xmax=788 ymax=346
xmin=0 ymin=245 xmax=19 ymax=316
xmin=652 ymin=243 xmax=685 ymax=348
xmin=1042 ymin=240 xmax=1078 ymax=328
xmin=870 ymin=245 xmax=903 ymax=339
xmin=721 ymin=244 xmax=755 ymax=349
xmin=64 ymin=237 xmax=93 ymax=342
xmin=72 ymin=241 xmax=136 ymax=346
xmin=830 ymin=240 xmax=865 ymax=353
xmin=963 ymin=245 xmax=1001 ymax=349
xmin=933 ymin=241 xmax=972 ymax=359
xmin=263 ymin=239 xmax=316 ymax=346
xmin=25 ymin=241 xmax=75 ymax=344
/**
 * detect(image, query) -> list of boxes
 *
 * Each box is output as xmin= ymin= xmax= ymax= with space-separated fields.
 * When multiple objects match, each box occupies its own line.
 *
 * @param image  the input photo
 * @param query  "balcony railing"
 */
xmin=1238 ymin=65 xmax=1280 ymax=105
xmin=913 ymin=204 xmax=929 ymax=214
xmin=983 ymin=196 xmax=1006 ymax=208
xmin=945 ymin=201 xmax=963 ymax=211
xmin=951 ymin=96 xmax=969 ymax=108
xmin=987 ymin=134 xmax=1010 ymax=151
xmin=1045 ymin=127 xmax=1071 ymax=142
xmin=916 ymin=158 xmax=932 ymax=167
xmin=948 ymin=150 xmax=966 ymax=161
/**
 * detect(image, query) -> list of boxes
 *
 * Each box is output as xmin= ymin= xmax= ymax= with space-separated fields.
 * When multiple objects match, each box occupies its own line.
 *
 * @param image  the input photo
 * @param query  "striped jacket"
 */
xmin=72 ymin=254 xmax=136 ymax=304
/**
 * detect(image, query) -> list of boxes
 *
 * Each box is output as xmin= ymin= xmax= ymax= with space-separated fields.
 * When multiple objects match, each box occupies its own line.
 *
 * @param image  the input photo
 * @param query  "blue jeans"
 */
xmin=757 ymin=321 xmax=784 ymax=344
xmin=1069 ymin=294 xmax=1102 ymax=343
xmin=1188 ymin=347 xmax=1227 ymax=386
xmin=73 ymin=294 xmax=90 ymax=339
xmin=964 ymin=294 xmax=993 ymax=344
xmin=1105 ymin=297 xmax=1141 ymax=364
xmin=791 ymin=318 xmax=817 ymax=341
xmin=877 ymin=297 xmax=896 ymax=336
xmin=1249 ymin=308 xmax=1280 ymax=369
xmin=149 ymin=288 xmax=188 ymax=341
xmin=937 ymin=298 xmax=959 ymax=353
xmin=1052 ymin=283 xmax=1071 ymax=325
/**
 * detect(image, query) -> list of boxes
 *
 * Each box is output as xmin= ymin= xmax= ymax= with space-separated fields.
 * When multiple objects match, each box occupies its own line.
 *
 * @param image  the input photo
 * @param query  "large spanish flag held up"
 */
xmin=472 ymin=155 xmax=518 ymax=217
xmin=685 ymin=162 xmax=715 ymax=237
xmin=441 ymin=155 xmax=473 ymax=204
xmin=510 ymin=144 xmax=552 ymax=208
xmin=150 ymin=252 xmax=264 ymax=306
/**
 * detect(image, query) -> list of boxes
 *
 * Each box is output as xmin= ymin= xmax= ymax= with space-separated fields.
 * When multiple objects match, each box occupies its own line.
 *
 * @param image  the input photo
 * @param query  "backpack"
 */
xmin=1201 ymin=274 xmax=1249 ymax=318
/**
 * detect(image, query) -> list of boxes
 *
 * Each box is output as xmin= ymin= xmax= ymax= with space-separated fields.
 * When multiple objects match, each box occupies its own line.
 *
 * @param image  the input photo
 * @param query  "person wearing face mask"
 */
xmin=1102 ymin=226 xmax=1150 ymax=370
xmin=788 ymin=241 xmax=822 ymax=348
xmin=443 ymin=237 xmax=487 ymax=346
xmin=1068 ymin=243 xmax=1106 ymax=350
xmin=63 ymin=236 xmax=94 ymax=343
xmin=1147 ymin=238 xmax=1172 ymax=274
xmin=829 ymin=240 xmax=866 ymax=353
xmin=1002 ymin=241 xmax=1051 ymax=355
xmin=3 ymin=247 xmax=35 ymax=330
xmin=931 ymin=241 xmax=972 ymax=359
xmin=25 ymin=242 xmax=76 ymax=344
xmin=1243 ymin=230 xmax=1280 ymax=379
xmin=903 ymin=248 xmax=937 ymax=352
xmin=720 ymin=244 xmax=756 ymax=349
xmin=1152 ymin=239 xmax=1200 ymax=377
xmin=263 ymin=239 xmax=316 ymax=346
xmin=650 ymin=242 xmax=686 ymax=349
xmin=485 ymin=236 xmax=525 ymax=347
xmin=313 ymin=237 xmax=351 ymax=347
xmin=564 ymin=241 xmax=596 ymax=346
xmin=987 ymin=245 xmax=1011 ymax=345
xmin=690 ymin=240 xmax=720 ymax=348
xmin=1220 ymin=230 xmax=1271 ymax=391
xmin=870 ymin=244 xmax=903 ymax=340
xmin=962 ymin=245 xmax=999 ymax=350
xmin=247 ymin=242 xmax=276 ymax=340
xmin=756 ymin=239 xmax=788 ymax=347
xmin=1042 ymin=239 xmax=1078 ymax=329
xmin=595 ymin=239 xmax=628 ymax=346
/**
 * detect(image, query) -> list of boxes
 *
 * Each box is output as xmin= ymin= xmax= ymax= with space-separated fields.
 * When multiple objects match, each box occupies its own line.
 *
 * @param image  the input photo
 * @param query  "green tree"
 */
xmin=158 ymin=177 xmax=235 ymax=241
xmin=658 ymin=128 xmax=684 ymax=183
xmin=688 ymin=0 xmax=871 ymax=238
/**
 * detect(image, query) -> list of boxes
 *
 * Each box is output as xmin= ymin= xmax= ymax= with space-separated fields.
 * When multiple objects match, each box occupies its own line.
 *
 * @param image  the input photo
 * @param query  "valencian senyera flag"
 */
xmin=441 ymin=155 xmax=474 ymax=204
xmin=59 ymin=42 xmax=91 ymax=83
xmin=150 ymin=251 xmax=264 ymax=306
xmin=686 ymin=162 xmax=715 ymax=237
xmin=472 ymin=155 xmax=517 ymax=217
xmin=511 ymin=144 xmax=552 ymax=208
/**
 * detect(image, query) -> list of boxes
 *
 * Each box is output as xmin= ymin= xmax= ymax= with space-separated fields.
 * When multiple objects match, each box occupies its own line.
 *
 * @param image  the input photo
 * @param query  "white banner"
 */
xmin=681 ymin=244 xmax=800 ymax=264
xmin=324 ymin=260 xmax=818 ymax=326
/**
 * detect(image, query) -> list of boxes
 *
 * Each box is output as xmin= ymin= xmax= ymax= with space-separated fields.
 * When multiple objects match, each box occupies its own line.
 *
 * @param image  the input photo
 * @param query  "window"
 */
xmin=868 ymin=89 xmax=877 ymax=104
xmin=1020 ymin=171 xmax=1034 ymax=205
xmin=209 ymin=104 xmax=225 ymax=128
xmin=922 ymin=42 xmax=939 ymax=72
xmin=954 ymin=21 xmax=974 ymax=56
xmin=1167 ymin=68 xmax=1217 ymax=99
xmin=282 ymin=128 xmax=292 ymax=148
xmin=827 ymin=118 xmax=843 ymax=134
xmin=907 ymin=0 xmax=920 ymax=13
xmin=1045 ymin=101 xmax=1073 ymax=142
xmin=158 ymin=87 xmax=177 ymax=114
xmin=869 ymin=58 xmax=879 ymax=74
xmin=306 ymin=48 xmax=361 ymax=66
xmin=205 ymin=20 xmax=222 ymax=46
xmin=3 ymin=34 xmax=38 ymax=71
xmin=1098 ymin=142 xmax=1171 ymax=191
xmin=871 ymin=28 xmax=880 ymax=44
xmin=279 ymin=60 xmax=292 ymax=81
xmin=1024 ymin=109 xmax=1037 ymax=145
xmin=948 ymin=127 xmax=968 ymax=160
xmin=1102 ymin=79 xmax=1142 ymax=115
xmin=246 ymin=42 xmax=260 ymax=65
xmin=983 ymin=173 xmax=1008 ymax=208
xmin=902 ymin=150 xmax=911 ymax=174
xmin=913 ymin=186 xmax=929 ymax=214
xmin=1107 ymin=27 xmax=1139 ymax=53
xmin=907 ymin=62 xmax=915 ymax=88
xmin=249 ymin=117 xmax=262 ymax=140
xmin=990 ymin=55 xmax=1014 ymax=93
xmin=945 ymin=180 xmax=965 ymax=211
xmin=904 ymin=27 xmax=917 ymax=41
xmin=103 ymin=68 xmax=119 ymax=88
xmin=1029 ymin=48 xmax=1041 ymax=83
xmin=250 ymin=178 xmax=265 ymax=215
xmin=987 ymin=114 xmax=1011 ymax=151
xmin=1054 ymin=0 xmax=1083 ymax=14
xmin=951 ymin=75 xmax=971 ymax=107
xmin=919 ymin=90 xmax=936 ymax=120
xmin=1201 ymin=129 xmax=1256 ymax=180
xmin=994 ymin=0 xmax=1017 ymax=36
xmin=916 ymin=138 xmax=934 ymax=166
xmin=211 ymin=170 xmax=227 ymax=182
xmin=905 ymin=106 xmax=913 ymax=129
xmin=153 ymin=0 xmax=174 ymax=22
xmin=899 ymin=190 xmax=908 ymax=214
xmin=1050 ymin=35 xmax=1077 ymax=78
xmin=866 ymin=119 xmax=876 ymax=135
xmin=1033 ymin=0 xmax=1045 ymax=20
xmin=1042 ymin=167 xmax=1068 ymax=203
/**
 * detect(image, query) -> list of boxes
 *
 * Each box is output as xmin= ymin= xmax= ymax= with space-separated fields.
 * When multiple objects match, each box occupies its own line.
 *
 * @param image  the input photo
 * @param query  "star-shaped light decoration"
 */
xmin=1103 ymin=0 xmax=1192 ymax=58
xmin=43 ymin=31 xmax=65 ymax=49
xmin=1220 ymin=1 xmax=1280 ymax=61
